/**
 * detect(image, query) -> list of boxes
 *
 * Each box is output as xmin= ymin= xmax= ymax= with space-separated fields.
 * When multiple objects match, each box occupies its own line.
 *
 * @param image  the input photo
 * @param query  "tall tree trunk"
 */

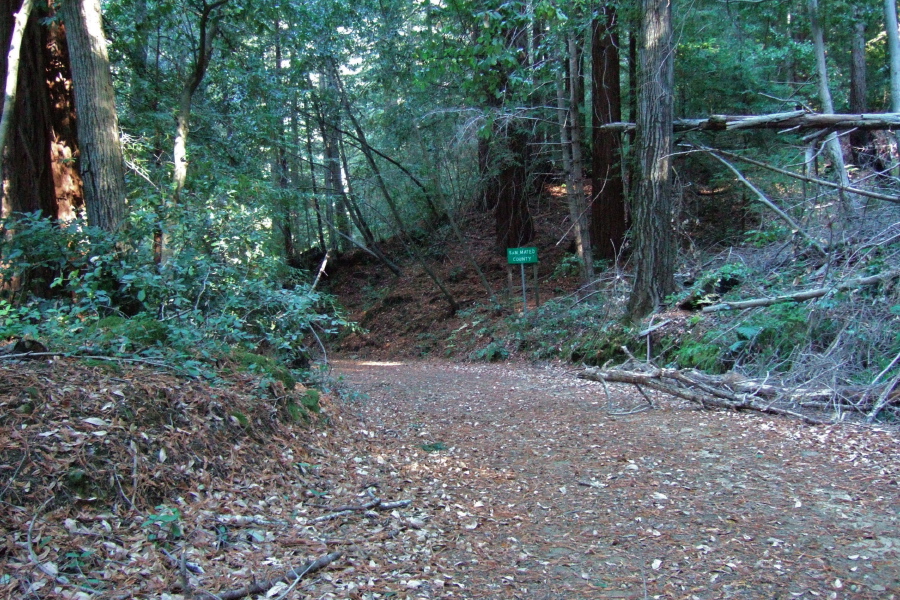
xmin=556 ymin=35 xmax=594 ymax=289
xmin=493 ymin=129 xmax=534 ymax=251
xmin=1 ymin=0 xmax=57 ymax=219
xmin=886 ymin=0 xmax=900 ymax=112
xmin=303 ymin=105 xmax=326 ymax=253
xmin=849 ymin=7 xmax=870 ymax=166
xmin=44 ymin=20 xmax=82 ymax=221
xmin=60 ymin=0 xmax=125 ymax=231
xmin=807 ymin=0 xmax=851 ymax=197
xmin=591 ymin=5 xmax=627 ymax=262
xmin=172 ymin=0 xmax=227 ymax=200
xmin=884 ymin=0 xmax=900 ymax=173
xmin=0 ymin=0 xmax=33 ymax=167
xmin=626 ymin=0 xmax=676 ymax=319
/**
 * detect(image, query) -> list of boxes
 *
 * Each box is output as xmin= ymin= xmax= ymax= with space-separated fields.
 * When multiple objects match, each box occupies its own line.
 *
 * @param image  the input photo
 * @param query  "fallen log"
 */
xmin=702 ymin=269 xmax=900 ymax=312
xmin=600 ymin=111 xmax=900 ymax=133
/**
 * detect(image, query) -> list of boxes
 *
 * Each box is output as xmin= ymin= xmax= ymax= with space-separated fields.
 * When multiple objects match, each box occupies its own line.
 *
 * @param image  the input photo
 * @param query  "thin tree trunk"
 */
xmin=591 ymin=6 xmax=627 ymax=262
xmin=337 ymin=135 xmax=403 ymax=276
xmin=172 ymin=0 xmax=227 ymax=200
xmin=626 ymin=0 xmax=676 ymax=319
xmin=333 ymin=66 xmax=457 ymax=313
xmin=303 ymin=104 xmax=326 ymax=252
xmin=555 ymin=35 xmax=594 ymax=289
xmin=60 ymin=0 xmax=126 ymax=231
xmin=885 ymin=0 xmax=900 ymax=173
xmin=886 ymin=0 xmax=900 ymax=112
xmin=807 ymin=0 xmax=851 ymax=199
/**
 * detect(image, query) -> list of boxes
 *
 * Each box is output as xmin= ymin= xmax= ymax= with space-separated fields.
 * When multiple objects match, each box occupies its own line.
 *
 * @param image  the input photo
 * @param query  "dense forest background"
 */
xmin=1 ymin=0 xmax=899 ymax=420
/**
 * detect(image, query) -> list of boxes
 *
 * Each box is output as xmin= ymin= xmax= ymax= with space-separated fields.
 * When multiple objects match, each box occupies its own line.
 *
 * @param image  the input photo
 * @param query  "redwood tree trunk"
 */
xmin=626 ymin=0 xmax=676 ymax=319
xmin=591 ymin=5 xmax=627 ymax=261
xmin=60 ymin=0 xmax=125 ymax=231
xmin=0 ymin=0 xmax=54 ymax=217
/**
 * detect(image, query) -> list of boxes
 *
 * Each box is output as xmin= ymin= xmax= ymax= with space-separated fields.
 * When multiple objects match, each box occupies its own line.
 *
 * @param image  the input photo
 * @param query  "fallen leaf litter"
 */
xmin=1 ymin=358 xmax=899 ymax=599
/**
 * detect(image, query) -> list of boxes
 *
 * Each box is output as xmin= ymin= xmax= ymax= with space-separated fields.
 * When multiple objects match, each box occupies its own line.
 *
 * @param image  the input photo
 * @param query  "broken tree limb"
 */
xmin=600 ymin=111 xmax=900 ymax=133
xmin=695 ymin=145 xmax=900 ymax=205
xmin=702 ymin=150 xmax=827 ymax=255
xmin=702 ymin=269 xmax=900 ymax=312
xmin=194 ymin=551 xmax=343 ymax=600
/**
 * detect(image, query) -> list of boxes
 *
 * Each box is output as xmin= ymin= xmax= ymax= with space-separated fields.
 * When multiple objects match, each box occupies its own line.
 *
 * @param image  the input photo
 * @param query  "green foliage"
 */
xmin=420 ymin=442 xmax=447 ymax=452
xmin=469 ymin=341 xmax=509 ymax=362
xmin=142 ymin=505 xmax=183 ymax=545
xmin=230 ymin=349 xmax=297 ymax=390
xmin=670 ymin=336 xmax=725 ymax=373
xmin=0 ymin=211 xmax=345 ymax=378
xmin=551 ymin=254 xmax=582 ymax=279
xmin=505 ymin=298 xmax=630 ymax=365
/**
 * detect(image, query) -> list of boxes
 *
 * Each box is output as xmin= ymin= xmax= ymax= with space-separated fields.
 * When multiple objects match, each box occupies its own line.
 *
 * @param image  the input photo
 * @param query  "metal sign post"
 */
xmin=506 ymin=247 xmax=538 ymax=314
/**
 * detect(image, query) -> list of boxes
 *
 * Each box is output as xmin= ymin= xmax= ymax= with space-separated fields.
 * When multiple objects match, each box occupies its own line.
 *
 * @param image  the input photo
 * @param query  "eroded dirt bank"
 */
xmin=334 ymin=359 xmax=900 ymax=599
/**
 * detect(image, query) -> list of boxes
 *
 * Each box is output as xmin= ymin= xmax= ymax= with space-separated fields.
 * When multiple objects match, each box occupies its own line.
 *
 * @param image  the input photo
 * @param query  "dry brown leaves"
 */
xmin=2 ymin=357 xmax=900 ymax=599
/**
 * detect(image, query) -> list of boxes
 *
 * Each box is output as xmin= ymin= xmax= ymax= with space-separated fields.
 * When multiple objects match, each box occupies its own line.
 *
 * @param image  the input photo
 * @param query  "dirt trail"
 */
xmin=333 ymin=359 xmax=900 ymax=599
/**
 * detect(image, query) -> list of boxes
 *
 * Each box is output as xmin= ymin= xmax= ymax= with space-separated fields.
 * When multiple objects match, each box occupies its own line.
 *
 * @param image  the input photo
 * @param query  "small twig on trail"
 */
xmin=160 ymin=547 xmax=204 ymax=574
xmin=0 ymin=449 xmax=26 ymax=502
xmin=113 ymin=469 xmax=137 ymax=513
xmin=193 ymin=551 xmax=343 ymax=600
xmin=28 ymin=499 xmax=69 ymax=584
xmin=311 ymin=498 xmax=412 ymax=522
xmin=311 ymin=497 xmax=382 ymax=512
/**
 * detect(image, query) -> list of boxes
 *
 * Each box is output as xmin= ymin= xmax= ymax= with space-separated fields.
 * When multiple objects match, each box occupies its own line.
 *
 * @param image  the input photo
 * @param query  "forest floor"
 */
xmin=332 ymin=359 xmax=900 ymax=599
xmin=3 ymin=357 xmax=899 ymax=599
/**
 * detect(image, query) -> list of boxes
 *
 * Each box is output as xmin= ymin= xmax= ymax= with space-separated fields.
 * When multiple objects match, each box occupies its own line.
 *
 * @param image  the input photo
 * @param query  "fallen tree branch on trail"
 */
xmin=580 ymin=364 xmax=832 ymax=424
xmin=194 ymin=551 xmax=343 ymax=600
xmin=577 ymin=354 xmax=900 ymax=424
xmin=600 ymin=110 xmax=900 ymax=133
xmin=702 ymin=269 xmax=900 ymax=312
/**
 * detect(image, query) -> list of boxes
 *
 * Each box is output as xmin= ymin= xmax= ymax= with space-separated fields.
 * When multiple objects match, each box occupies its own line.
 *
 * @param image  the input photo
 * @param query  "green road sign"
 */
xmin=507 ymin=247 xmax=538 ymax=264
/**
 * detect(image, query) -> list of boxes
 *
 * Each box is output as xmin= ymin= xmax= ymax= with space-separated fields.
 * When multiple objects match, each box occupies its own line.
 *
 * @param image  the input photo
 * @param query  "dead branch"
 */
xmin=698 ymin=146 xmax=900 ymax=205
xmin=579 ymin=366 xmax=832 ymax=425
xmin=310 ymin=497 xmax=412 ymax=523
xmin=193 ymin=551 xmax=343 ymax=600
xmin=703 ymin=150 xmax=827 ymax=255
xmin=702 ymin=269 xmax=900 ymax=312
xmin=600 ymin=110 xmax=900 ymax=133
xmin=866 ymin=373 xmax=900 ymax=423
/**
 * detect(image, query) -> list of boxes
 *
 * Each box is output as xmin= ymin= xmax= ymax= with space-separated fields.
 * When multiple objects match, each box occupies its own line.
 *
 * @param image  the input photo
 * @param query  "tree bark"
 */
xmin=886 ymin=0 xmax=900 ymax=113
xmin=60 ymin=0 xmax=126 ymax=231
xmin=591 ymin=6 xmax=627 ymax=261
xmin=172 ymin=0 xmax=227 ymax=200
xmin=0 ymin=0 xmax=58 ymax=219
xmin=555 ymin=36 xmax=594 ymax=289
xmin=807 ymin=0 xmax=851 ymax=197
xmin=0 ymin=0 xmax=33 ymax=165
xmin=848 ymin=7 xmax=870 ymax=166
xmin=626 ymin=0 xmax=676 ymax=319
